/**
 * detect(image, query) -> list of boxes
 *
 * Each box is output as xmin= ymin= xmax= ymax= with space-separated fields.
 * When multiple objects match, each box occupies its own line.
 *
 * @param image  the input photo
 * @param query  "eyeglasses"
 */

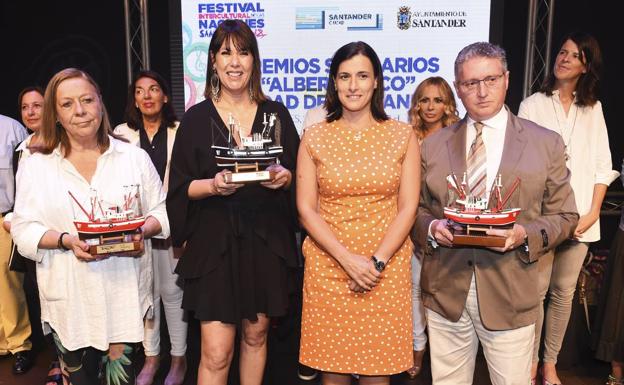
xmin=458 ymin=73 xmax=505 ymax=92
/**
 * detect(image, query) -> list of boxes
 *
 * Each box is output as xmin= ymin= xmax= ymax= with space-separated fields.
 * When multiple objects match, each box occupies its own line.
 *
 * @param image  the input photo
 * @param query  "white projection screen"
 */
xmin=178 ymin=1 xmax=496 ymax=132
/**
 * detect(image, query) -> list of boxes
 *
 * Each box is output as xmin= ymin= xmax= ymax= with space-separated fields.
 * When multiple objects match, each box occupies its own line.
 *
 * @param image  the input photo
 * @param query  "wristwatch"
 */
xmin=371 ymin=256 xmax=386 ymax=272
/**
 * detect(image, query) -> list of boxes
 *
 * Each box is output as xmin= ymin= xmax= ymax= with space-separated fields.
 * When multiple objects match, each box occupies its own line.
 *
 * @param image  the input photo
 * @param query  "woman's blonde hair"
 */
xmin=40 ymin=68 xmax=120 ymax=156
xmin=408 ymin=76 xmax=459 ymax=139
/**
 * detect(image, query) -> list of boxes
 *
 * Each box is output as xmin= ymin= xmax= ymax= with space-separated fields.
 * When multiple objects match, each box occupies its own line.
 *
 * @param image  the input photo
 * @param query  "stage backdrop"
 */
xmin=180 ymin=0 xmax=492 ymax=132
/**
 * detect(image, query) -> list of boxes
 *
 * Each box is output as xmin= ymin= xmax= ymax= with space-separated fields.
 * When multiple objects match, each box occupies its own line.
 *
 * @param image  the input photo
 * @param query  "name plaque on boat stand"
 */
xmin=443 ymin=174 xmax=521 ymax=248
xmin=80 ymin=229 xmax=143 ymax=255
xmin=224 ymin=162 xmax=277 ymax=184
xmin=213 ymin=112 xmax=283 ymax=184
xmin=69 ymin=187 xmax=146 ymax=256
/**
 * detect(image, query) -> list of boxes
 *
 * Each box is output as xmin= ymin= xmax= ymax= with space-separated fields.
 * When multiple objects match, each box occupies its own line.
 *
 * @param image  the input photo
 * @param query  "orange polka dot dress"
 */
xmin=299 ymin=119 xmax=414 ymax=375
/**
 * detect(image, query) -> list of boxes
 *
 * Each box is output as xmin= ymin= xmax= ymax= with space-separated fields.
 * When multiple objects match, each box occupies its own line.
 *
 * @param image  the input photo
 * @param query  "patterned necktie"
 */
xmin=466 ymin=121 xmax=487 ymax=197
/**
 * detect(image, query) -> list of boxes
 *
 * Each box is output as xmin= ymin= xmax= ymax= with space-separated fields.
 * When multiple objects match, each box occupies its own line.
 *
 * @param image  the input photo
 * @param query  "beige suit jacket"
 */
xmin=413 ymin=111 xmax=578 ymax=330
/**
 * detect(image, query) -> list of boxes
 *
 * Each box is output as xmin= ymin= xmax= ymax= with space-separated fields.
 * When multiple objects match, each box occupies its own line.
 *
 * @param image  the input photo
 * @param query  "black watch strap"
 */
xmin=371 ymin=255 xmax=385 ymax=272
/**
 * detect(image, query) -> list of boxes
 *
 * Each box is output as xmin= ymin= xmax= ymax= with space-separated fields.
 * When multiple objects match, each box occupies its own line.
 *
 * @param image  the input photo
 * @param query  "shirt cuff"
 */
xmin=427 ymin=220 xmax=439 ymax=249
xmin=595 ymin=170 xmax=620 ymax=186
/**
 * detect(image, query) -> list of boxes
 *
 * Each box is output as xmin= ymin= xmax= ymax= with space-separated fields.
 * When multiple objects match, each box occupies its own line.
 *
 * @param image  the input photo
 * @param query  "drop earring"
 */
xmin=210 ymin=68 xmax=220 ymax=101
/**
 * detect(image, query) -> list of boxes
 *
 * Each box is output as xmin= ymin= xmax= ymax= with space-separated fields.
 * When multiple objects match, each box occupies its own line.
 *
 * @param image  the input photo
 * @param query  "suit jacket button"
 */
xmin=467 ymin=260 xmax=473 ymax=266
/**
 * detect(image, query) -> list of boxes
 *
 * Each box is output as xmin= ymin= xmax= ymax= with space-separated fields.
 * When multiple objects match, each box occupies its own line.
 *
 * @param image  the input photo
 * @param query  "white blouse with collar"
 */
xmin=11 ymin=137 xmax=169 ymax=351
xmin=519 ymin=91 xmax=619 ymax=242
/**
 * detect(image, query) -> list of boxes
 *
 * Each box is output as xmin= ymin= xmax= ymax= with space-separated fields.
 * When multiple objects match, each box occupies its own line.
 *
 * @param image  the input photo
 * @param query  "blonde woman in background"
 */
xmin=405 ymin=76 xmax=459 ymax=378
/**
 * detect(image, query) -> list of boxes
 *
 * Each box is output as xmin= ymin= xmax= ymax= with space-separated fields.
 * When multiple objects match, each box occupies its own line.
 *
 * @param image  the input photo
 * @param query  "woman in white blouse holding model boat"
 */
xmin=11 ymin=68 xmax=168 ymax=385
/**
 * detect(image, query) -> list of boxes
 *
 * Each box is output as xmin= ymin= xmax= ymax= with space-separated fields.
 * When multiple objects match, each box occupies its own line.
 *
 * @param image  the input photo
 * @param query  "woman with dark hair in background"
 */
xmin=518 ymin=31 xmax=619 ymax=385
xmin=297 ymin=41 xmax=419 ymax=385
xmin=11 ymin=68 xmax=169 ymax=385
xmin=4 ymin=86 xmax=58 ymax=383
xmin=167 ymin=20 xmax=299 ymax=385
xmin=404 ymin=76 xmax=459 ymax=378
xmin=115 ymin=70 xmax=187 ymax=385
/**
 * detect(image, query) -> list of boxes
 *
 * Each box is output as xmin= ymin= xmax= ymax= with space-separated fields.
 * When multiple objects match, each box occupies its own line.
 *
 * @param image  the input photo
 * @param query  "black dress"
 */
xmin=167 ymin=98 xmax=299 ymax=323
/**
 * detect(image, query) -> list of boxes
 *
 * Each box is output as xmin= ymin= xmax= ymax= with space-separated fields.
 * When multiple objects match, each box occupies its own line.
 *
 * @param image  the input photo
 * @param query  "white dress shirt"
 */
xmin=466 ymin=107 xmax=509 ymax=197
xmin=519 ymin=91 xmax=619 ymax=242
xmin=0 ymin=114 xmax=27 ymax=212
xmin=11 ymin=137 xmax=170 ymax=351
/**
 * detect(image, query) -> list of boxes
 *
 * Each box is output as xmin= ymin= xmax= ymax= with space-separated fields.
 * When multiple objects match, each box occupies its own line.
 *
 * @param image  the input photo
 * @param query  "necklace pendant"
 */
xmin=353 ymin=132 xmax=362 ymax=141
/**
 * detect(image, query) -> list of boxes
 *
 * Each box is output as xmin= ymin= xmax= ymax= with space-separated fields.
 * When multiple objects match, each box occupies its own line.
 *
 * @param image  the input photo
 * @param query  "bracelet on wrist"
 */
xmin=58 ymin=232 xmax=70 ymax=251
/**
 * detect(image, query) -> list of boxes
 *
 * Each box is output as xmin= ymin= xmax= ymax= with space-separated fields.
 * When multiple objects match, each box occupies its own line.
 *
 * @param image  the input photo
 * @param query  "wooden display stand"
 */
xmin=224 ymin=162 xmax=276 ymax=183
xmin=80 ymin=229 xmax=142 ymax=255
xmin=451 ymin=224 xmax=509 ymax=247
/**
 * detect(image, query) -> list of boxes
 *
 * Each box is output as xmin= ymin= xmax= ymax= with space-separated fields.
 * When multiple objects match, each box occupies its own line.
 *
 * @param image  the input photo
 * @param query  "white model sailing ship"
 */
xmin=212 ymin=112 xmax=283 ymax=167
xmin=212 ymin=112 xmax=283 ymax=183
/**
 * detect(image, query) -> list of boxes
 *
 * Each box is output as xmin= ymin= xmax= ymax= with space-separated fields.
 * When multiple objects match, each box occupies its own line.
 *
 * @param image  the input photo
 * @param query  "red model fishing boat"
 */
xmin=443 ymin=173 xmax=522 ymax=247
xmin=444 ymin=173 xmax=521 ymax=227
xmin=69 ymin=189 xmax=145 ymax=235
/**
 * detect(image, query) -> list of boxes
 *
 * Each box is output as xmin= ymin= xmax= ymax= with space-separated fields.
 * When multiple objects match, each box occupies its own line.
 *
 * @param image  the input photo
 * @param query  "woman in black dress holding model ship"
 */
xmin=166 ymin=19 xmax=299 ymax=385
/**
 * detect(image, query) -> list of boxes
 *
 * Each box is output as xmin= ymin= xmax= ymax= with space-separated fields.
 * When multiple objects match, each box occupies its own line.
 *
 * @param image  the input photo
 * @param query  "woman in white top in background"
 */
xmin=11 ymin=68 xmax=169 ymax=385
xmin=114 ymin=70 xmax=187 ymax=385
xmin=518 ymin=31 xmax=619 ymax=385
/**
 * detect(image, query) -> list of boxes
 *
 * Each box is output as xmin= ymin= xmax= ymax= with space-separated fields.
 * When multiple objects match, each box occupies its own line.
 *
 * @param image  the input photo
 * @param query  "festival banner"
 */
xmin=181 ymin=0 xmax=491 ymax=132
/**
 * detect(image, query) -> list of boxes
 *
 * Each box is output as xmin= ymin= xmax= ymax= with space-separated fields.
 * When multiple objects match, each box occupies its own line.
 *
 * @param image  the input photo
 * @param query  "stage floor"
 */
xmin=1 ymin=267 xmax=613 ymax=385
xmin=0 ymin=315 xmax=611 ymax=385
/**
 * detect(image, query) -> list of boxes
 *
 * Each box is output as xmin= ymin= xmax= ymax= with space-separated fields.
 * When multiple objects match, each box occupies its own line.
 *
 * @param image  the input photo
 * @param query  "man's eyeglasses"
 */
xmin=458 ymin=73 xmax=505 ymax=92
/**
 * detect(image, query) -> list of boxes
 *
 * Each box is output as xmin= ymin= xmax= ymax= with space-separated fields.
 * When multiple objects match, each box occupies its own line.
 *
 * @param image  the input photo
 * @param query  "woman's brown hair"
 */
xmin=324 ymin=41 xmax=388 ymax=123
xmin=204 ymin=19 xmax=267 ymax=103
xmin=124 ymin=70 xmax=178 ymax=130
xmin=40 ymin=68 xmax=122 ymax=156
xmin=540 ymin=31 xmax=602 ymax=107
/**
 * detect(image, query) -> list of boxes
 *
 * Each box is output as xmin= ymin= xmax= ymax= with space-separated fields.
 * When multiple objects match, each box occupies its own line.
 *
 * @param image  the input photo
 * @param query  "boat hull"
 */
xmin=74 ymin=217 xmax=145 ymax=234
xmin=444 ymin=207 xmax=520 ymax=226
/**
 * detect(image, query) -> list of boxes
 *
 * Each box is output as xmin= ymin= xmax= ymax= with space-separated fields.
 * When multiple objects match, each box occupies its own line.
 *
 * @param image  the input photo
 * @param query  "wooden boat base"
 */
xmin=451 ymin=224 xmax=510 ymax=247
xmin=225 ymin=170 xmax=276 ymax=183
xmin=89 ymin=240 xmax=142 ymax=255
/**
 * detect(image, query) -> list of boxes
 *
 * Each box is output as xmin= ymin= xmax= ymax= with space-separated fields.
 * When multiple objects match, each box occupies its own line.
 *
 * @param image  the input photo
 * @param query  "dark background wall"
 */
xmin=1 ymin=1 xmax=621 ymax=236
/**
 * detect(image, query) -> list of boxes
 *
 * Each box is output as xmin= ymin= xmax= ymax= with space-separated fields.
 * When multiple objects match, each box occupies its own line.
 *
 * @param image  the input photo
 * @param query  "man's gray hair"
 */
xmin=454 ymin=42 xmax=508 ymax=79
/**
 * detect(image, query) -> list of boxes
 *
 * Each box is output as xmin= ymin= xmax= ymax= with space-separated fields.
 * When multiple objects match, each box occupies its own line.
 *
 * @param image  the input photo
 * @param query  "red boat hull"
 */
xmin=74 ymin=217 xmax=145 ymax=234
xmin=444 ymin=207 xmax=520 ymax=226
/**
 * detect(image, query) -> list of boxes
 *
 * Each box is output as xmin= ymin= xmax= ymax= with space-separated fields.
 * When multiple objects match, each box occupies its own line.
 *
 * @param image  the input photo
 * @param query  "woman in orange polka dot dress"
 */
xmin=297 ymin=41 xmax=420 ymax=384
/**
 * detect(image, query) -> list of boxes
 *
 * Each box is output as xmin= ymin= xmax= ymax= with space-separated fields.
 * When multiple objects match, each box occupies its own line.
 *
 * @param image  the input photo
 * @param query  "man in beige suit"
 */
xmin=413 ymin=42 xmax=578 ymax=384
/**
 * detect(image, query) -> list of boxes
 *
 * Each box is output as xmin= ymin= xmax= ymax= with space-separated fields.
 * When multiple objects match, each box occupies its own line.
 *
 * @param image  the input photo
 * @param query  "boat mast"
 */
xmin=227 ymin=113 xmax=234 ymax=147
xmin=68 ymin=191 xmax=94 ymax=221
xmin=492 ymin=174 xmax=503 ymax=211
xmin=448 ymin=173 xmax=466 ymax=200
xmin=499 ymin=177 xmax=521 ymax=209
xmin=261 ymin=113 xmax=269 ymax=137
xmin=134 ymin=185 xmax=143 ymax=216
xmin=460 ymin=172 xmax=468 ymax=198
